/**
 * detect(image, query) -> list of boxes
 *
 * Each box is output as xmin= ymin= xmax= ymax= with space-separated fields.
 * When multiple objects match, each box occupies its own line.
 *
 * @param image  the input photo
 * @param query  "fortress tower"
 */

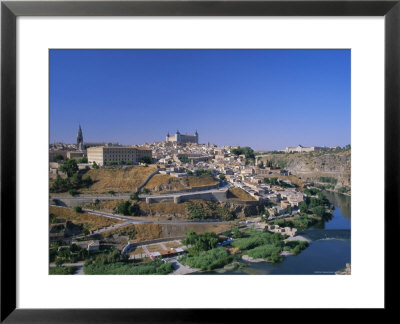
xmin=166 ymin=130 xmax=198 ymax=144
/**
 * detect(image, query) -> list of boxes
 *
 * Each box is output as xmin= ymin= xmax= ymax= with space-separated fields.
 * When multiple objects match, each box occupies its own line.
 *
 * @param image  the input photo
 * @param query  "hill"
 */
xmin=258 ymin=151 xmax=351 ymax=190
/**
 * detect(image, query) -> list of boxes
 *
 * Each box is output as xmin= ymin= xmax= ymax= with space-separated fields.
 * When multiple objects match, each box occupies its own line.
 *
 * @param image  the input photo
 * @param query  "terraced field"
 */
xmin=49 ymin=206 xmax=123 ymax=231
xmin=79 ymin=165 xmax=157 ymax=193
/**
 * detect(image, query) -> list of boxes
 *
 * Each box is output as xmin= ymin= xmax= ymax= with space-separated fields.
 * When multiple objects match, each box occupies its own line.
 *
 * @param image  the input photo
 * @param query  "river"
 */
xmin=194 ymin=191 xmax=351 ymax=275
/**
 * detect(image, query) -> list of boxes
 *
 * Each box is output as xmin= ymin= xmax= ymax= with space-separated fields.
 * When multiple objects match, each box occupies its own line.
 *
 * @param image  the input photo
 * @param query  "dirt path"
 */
xmin=169 ymin=259 xmax=198 ymax=275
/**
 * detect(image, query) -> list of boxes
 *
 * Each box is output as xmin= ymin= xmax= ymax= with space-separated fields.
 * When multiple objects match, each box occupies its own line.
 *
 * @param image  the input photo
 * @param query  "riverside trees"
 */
xmin=50 ymin=159 xmax=93 ymax=193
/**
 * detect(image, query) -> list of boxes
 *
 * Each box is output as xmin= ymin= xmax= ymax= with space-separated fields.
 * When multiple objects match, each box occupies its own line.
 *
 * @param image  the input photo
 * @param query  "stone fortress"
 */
xmin=285 ymin=144 xmax=326 ymax=153
xmin=166 ymin=130 xmax=198 ymax=144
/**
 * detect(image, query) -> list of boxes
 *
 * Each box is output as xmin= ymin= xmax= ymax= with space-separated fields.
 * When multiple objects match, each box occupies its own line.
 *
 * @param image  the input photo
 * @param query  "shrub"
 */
xmin=181 ymin=247 xmax=231 ymax=271
xmin=84 ymin=260 xmax=173 ymax=275
xmin=117 ymin=200 xmax=140 ymax=216
xmin=140 ymin=156 xmax=152 ymax=164
xmin=74 ymin=206 xmax=83 ymax=213
xmin=68 ymin=189 xmax=79 ymax=196
xmin=183 ymin=231 xmax=219 ymax=252
xmin=49 ymin=266 xmax=77 ymax=275
xmin=247 ymin=245 xmax=282 ymax=262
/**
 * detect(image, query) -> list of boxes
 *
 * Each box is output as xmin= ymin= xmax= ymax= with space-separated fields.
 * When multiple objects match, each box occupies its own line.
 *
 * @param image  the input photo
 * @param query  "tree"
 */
xmin=55 ymin=258 xmax=64 ymax=267
xmin=128 ymin=203 xmax=140 ymax=216
xmin=299 ymin=201 xmax=308 ymax=213
xmin=130 ymin=191 xmax=140 ymax=200
xmin=140 ymin=156 xmax=152 ymax=164
xmin=49 ymin=213 xmax=57 ymax=224
xmin=270 ymin=178 xmax=278 ymax=185
xmin=108 ymin=190 xmax=116 ymax=196
xmin=70 ymin=173 xmax=83 ymax=188
xmin=218 ymin=174 xmax=226 ymax=181
xmin=82 ymin=225 xmax=90 ymax=236
xmin=183 ymin=230 xmax=198 ymax=246
xmin=178 ymin=156 xmax=190 ymax=164
xmin=232 ymin=227 xmax=242 ymax=238
xmin=77 ymin=157 xmax=88 ymax=163
xmin=312 ymin=206 xmax=326 ymax=218
xmin=92 ymin=161 xmax=99 ymax=169
xmin=258 ymin=161 xmax=265 ymax=169
xmin=231 ymin=146 xmax=255 ymax=159
xmin=117 ymin=201 xmax=140 ymax=216
xmin=59 ymin=159 xmax=79 ymax=177
xmin=55 ymin=154 xmax=64 ymax=161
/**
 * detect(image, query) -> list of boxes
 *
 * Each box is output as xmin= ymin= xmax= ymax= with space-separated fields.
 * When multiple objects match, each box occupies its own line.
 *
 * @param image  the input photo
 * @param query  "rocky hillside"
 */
xmin=144 ymin=174 xmax=218 ymax=193
xmin=258 ymin=151 xmax=351 ymax=190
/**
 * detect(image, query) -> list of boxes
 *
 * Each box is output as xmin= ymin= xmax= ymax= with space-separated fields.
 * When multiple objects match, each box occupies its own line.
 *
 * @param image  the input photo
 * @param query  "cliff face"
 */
xmin=259 ymin=151 xmax=351 ymax=189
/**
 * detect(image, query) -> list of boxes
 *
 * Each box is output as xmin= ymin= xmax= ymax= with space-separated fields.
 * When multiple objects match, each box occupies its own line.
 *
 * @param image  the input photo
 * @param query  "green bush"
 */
xmin=181 ymin=247 xmax=231 ymax=271
xmin=74 ymin=206 xmax=83 ymax=213
xmin=78 ymin=157 xmax=88 ymax=163
xmin=68 ymin=189 xmax=79 ymax=196
xmin=232 ymin=231 xmax=284 ymax=251
xmin=247 ymin=245 xmax=282 ymax=263
xmin=117 ymin=200 xmax=140 ymax=216
xmin=183 ymin=231 xmax=219 ymax=252
xmin=84 ymin=260 xmax=173 ymax=275
xmin=49 ymin=266 xmax=77 ymax=275
xmin=284 ymin=240 xmax=309 ymax=255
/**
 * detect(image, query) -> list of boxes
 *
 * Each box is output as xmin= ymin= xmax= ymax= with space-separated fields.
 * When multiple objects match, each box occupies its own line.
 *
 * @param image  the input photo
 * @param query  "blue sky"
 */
xmin=50 ymin=49 xmax=350 ymax=151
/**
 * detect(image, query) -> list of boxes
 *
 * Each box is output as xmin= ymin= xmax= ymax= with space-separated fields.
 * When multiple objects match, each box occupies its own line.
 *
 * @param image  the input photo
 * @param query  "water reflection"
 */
xmin=323 ymin=191 xmax=351 ymax=220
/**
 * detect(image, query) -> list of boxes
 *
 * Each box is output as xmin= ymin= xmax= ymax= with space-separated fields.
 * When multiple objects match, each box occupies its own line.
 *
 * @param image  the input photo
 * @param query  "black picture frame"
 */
xmin=1 ymin=0 xmax=397 ymax=322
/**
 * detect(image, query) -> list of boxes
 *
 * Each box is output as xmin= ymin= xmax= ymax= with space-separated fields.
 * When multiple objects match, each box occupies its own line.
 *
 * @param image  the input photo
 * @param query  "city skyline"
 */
xmin=50 ymin=49 xmax=351 ymax=150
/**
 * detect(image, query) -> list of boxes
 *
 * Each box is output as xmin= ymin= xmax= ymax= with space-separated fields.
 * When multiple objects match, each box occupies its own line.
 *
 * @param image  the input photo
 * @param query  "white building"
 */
xmin=87 ymin=146 xmax=152 ymax=166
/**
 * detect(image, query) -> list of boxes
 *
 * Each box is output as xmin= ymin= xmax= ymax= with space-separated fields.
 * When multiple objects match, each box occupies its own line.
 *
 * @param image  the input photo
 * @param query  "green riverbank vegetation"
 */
xmin=83 ymin=249 xmax=173 ymax=275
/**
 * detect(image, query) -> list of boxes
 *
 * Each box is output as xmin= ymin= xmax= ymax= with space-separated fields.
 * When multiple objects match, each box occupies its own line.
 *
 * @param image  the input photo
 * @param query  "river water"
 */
xmin=195 ymin=191 xmax=351 ymax=275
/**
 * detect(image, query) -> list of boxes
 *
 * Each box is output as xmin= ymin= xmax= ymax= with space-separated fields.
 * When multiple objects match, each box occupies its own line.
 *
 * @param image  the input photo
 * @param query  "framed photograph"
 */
xmin=1 ymin=0 xmax=397 ymax=321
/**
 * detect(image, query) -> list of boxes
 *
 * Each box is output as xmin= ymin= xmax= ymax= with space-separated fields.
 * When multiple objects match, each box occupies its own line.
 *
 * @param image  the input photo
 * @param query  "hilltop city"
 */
xmin=49 ymin=125 xmax=351 ymax=275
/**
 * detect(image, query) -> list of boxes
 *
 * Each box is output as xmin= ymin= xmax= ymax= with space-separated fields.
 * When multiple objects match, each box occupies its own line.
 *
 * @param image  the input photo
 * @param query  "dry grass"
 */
xmin=161 ymin=223 xmax=231 ymax=238
xmin=129 ymin=246 xmax=145 ymax=256
xmin=100 ymin=222 xmax=231 ymax=243
xmin=163 ymin=241 xmax=182 ymax=249
xmin=133 ymin=224 xmax=162 ymax=242
xmin=49 ymin=206 xmax=123 ymax=231
xmin=187 ymin=176 xmax=218 ymax=187
xmin=80 ymin=165 xmax=157 ymax=193
xmin=144 ymin=175 xmax=218 ymax=193
xmin=101 ymin=224 xmax=136 ymax=240
xmin=279 ymin=175 xmax=306 ymax=190
xmin=137 ymin=201 xmax=187 ymax=215
xmin=146 ymin=244 xmax=165 ymax=253
xmin=84 ymin=199 xmax=189 ymax=221
xmin=227 ymin=188 xmax=257 ymax=202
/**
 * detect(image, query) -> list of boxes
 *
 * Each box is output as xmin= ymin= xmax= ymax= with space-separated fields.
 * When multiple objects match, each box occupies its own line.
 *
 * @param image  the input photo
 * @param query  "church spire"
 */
xmin=77 ymin=124 xmax=84 ymax=150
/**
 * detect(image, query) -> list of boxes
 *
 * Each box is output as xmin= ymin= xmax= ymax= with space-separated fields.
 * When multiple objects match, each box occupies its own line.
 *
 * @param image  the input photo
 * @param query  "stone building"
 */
xmin=285 ymin=144 xmax=325 ymax=153
xmin=166 ymin=130 xmax=198 ymax=144
xmin=67 ymin=151 xmax=85 ymax=160
xmin=87 ymin=146 xmax=152 ymax=166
